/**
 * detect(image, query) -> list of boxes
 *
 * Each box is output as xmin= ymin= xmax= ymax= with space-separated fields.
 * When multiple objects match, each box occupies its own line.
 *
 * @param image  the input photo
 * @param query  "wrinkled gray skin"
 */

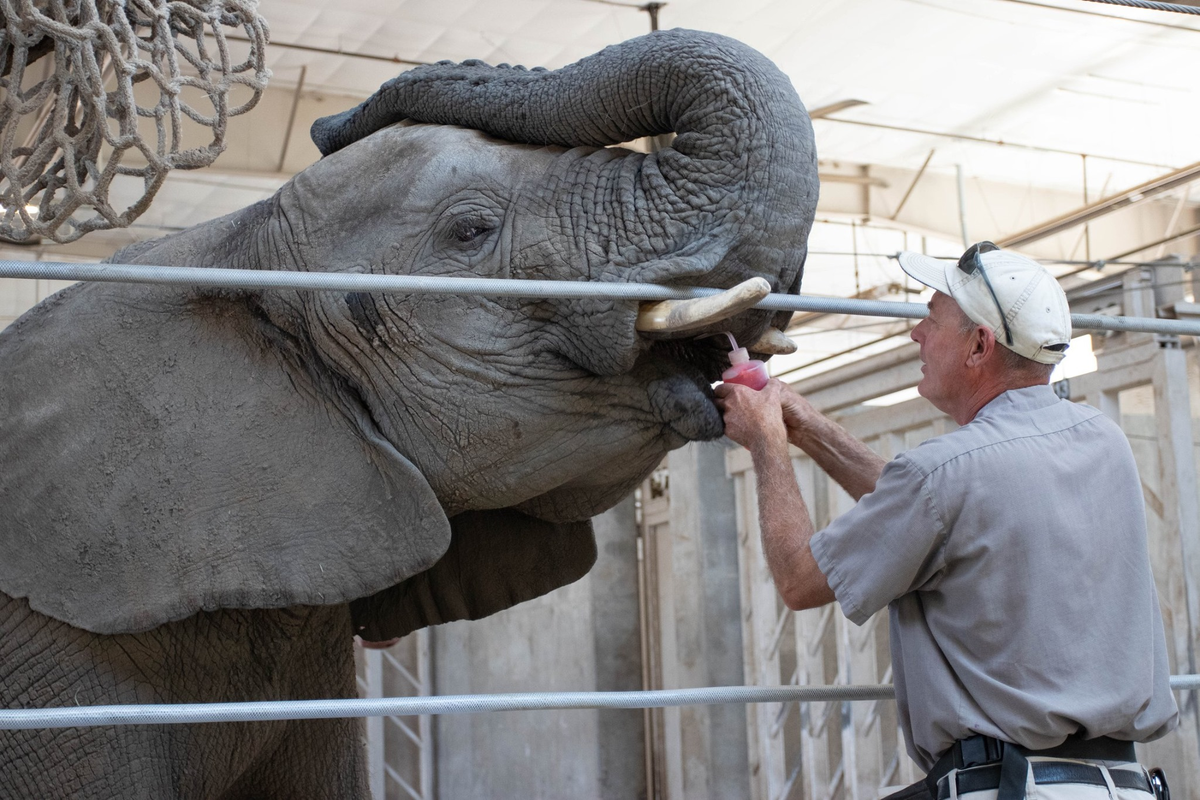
xmin=0 ymin=29 xmax=816 ymax=798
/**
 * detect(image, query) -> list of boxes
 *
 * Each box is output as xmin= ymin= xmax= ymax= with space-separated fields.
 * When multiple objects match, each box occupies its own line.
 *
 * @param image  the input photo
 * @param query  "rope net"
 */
xmin=0 ymin=0 xmax=271 ymax=243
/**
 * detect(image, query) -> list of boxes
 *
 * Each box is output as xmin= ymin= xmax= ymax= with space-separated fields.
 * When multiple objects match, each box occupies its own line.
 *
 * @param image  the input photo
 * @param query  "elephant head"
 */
xmin=0 ymin=30 xmax=816 ymax=641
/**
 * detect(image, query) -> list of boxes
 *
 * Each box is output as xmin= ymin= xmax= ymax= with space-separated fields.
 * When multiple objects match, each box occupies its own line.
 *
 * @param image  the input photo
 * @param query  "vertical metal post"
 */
xmin=1154 ymin=346 xmax=1200 ymax=675
xmin=1082 ymin=154 xmax=1091 ymax=264
xmin=955 ymin=164 xmax=969 ymax=248
xmin=277 ymin=66 xmax=307 ymax=173
xmin=636 ymin=535 xmax=657 ymax=800
xmin=364 ymin=649 xmax=386 ymax=800
xmin=642 ymin=2 xmax=666 ymax=31
xmin=852 ymin=220 xmax=861 ymax=297
xmin=418 ymin=629 xmax=434 ymax=800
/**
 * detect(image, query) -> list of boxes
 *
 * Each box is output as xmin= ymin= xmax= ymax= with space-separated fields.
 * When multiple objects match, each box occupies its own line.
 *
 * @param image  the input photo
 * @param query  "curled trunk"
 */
xmin=312 ymin=29 xmax=817 ymax=301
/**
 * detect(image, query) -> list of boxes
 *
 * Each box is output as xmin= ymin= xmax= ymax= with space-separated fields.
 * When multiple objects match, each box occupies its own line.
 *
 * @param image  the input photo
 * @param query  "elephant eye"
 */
xmin=449 ymin=216 xmax=495 ymax=244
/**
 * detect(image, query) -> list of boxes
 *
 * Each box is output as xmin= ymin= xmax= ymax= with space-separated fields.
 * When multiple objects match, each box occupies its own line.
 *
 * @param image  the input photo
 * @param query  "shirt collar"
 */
xmin=974 ymin=384 xmax=1060 ymax=421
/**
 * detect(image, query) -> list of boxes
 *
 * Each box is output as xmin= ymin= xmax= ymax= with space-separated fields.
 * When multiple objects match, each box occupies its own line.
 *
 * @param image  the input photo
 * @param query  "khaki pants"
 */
xmin=880 ymin=761 xmax=1153 ymax=800
xmin=943 ymin=760 xmax=1151 ymax=800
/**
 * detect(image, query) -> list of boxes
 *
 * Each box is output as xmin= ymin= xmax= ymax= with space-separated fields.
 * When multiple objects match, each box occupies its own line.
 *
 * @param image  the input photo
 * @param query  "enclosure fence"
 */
xmin=2 ymin=260 xmax=1197 ymax=734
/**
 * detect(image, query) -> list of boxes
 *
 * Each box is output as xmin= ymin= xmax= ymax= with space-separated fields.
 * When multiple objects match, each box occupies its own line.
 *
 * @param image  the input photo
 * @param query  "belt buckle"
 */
xmin=956 ymin=735 xmax=1005 ymax=770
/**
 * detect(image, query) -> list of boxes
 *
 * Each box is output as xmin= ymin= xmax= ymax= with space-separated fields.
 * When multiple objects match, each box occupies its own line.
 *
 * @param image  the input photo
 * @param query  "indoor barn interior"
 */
xmin=3 ymin=1 xmax=1200 ymax=799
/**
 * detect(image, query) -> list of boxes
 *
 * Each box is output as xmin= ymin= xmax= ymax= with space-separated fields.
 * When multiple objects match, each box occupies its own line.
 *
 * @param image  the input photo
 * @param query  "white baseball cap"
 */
xmin=897 ymin=242 xmax=1072 ymax=365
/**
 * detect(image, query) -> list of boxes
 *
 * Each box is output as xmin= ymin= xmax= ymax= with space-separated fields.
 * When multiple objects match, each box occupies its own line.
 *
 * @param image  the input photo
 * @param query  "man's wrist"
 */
xmin=749 ymin=428 xmax=791 ymax=464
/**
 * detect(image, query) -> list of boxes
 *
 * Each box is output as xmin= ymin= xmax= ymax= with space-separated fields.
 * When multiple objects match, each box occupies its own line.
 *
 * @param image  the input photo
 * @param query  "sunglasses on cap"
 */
xmin=956 ymin=241 xmax=1014 ymax=347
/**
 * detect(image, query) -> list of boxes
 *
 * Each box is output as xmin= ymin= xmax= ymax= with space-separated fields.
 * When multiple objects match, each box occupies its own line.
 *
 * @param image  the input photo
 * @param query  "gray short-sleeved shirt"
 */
xmin=810 ymin=385 xmax=1178 ymax=770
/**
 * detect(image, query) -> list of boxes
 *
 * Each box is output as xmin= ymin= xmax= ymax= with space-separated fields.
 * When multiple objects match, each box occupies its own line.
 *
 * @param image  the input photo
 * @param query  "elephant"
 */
xmin=0 ymin=28 xmax=817 ymax=798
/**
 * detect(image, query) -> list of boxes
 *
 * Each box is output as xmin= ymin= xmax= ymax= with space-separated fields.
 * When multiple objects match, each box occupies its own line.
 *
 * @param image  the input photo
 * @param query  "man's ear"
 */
xmin=966 ymin=325 xmax=996 ymax=369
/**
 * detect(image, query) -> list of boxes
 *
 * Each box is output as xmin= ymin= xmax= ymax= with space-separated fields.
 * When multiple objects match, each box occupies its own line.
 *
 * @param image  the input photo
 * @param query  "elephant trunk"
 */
xmin=311 ymin=29 xmax=817 ymax=299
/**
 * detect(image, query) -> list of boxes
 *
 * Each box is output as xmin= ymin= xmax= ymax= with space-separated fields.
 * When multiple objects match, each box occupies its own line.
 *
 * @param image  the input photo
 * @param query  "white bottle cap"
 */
xmin=723 ymin=332 xmax=749 ymax=365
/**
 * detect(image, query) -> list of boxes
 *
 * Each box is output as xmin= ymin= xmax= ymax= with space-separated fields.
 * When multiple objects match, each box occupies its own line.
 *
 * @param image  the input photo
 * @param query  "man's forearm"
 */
xmin=787 ymin=413 xmax=886 ymax=501
xmin=750 ymin=437 xmax=835 ymax=612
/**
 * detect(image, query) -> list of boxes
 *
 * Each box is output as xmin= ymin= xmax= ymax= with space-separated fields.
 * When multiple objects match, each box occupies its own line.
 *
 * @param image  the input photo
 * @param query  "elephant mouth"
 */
xmin=646 ymin=336 xmax=730 ymax=383
xmin=641 ymin=338 xmax=727 ymax=443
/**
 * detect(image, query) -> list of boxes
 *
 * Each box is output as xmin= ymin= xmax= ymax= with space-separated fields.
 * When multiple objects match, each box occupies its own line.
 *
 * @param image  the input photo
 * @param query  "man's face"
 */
xmin=910 ymin=292 xmax=975 ymax=413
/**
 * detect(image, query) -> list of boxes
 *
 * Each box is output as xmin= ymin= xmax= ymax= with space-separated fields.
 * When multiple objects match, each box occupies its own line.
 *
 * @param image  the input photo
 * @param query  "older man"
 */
xmin=716 ymin=242 xmax=1177 ymax=800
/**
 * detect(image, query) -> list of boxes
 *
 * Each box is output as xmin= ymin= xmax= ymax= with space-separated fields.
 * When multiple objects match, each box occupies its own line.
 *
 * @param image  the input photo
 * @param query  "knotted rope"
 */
xmin=0 ymin=0 xmax=270 ymax=243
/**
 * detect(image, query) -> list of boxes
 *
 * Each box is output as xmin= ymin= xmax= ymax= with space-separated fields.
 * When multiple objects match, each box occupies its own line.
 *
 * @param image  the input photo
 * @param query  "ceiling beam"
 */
xmin=817 ymin=116 xmax=1172 ymax=169
xmin=227 ymin=34 xmax=429 ymax=67
xmin=818 ymin=172 xmax=889 ymax=188
xmin=997 ymin=160 xmax=1200 ymax=249
xmin=1105 ymin=222 xmax=1200 ymax=262
xmin=809 ymin=99 xmax=869 ymax=119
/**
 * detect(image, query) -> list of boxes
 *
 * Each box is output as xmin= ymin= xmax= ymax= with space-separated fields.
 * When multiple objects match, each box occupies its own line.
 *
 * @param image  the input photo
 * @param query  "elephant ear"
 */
xmin=350 ymin=509 xmax=597 ymax=642
xmin=0 ymin=282 xmax=451 ymax=634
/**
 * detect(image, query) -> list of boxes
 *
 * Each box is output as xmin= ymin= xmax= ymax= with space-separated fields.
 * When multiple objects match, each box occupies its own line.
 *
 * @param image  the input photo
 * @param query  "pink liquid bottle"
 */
xmin=720 ymin=332 xmax=769 ymax=390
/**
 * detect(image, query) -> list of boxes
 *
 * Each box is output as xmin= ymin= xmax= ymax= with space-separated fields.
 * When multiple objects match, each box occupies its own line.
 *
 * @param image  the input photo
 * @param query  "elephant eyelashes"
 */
xmin=448 ymin=217 xmax=496 ymax=245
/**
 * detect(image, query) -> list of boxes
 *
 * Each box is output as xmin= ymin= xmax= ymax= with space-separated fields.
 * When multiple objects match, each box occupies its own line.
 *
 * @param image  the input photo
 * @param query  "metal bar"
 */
xmin=1081 ymin=0 xmax=1200 ymax=15
xmin=276 ymin=66 xmax=306 ymax=173
xmin=382 ymin=649 xmax=422 ymax=691
xmin=809 ymin=99 xmax=870 ymax=120
xmin=998 ymin=161 xmax=1200 ymax=249
xmin=388 ymin=715 xmax=423 ymax=746
xmin=226 ymin=34 xmax=430 ymax=67
xmin=4 ymin=261 xmax=1200 ymax=336
xmin=0 ymin=684 xmax=902 ymax=729
xmin=1155 ymin=192 xmax=1190 ymax=260
xmin=816 ymin=117 xmax=1173 ymax=170
xmin=1106 ymin=223 xmax=1200 ymax=262
xmin=818 ymin=173 xmax=889 ymax=188
xmin=998 ymin=0 xmax=1200 ymax=28
xmin=956 ymin=164 xmax=970 ymax=248
xmin=890 ymin=149 xmax=936 ymax=221
xmin=1083 ymin=154 xmax=1092 ymax=263
xmin=385 ymin=763 xmax=424 ymax=800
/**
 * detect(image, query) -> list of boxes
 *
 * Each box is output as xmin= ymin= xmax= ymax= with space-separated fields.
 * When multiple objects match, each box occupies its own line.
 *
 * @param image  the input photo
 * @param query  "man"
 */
xmin=716 ymin=242 xmax=1177 ymax=800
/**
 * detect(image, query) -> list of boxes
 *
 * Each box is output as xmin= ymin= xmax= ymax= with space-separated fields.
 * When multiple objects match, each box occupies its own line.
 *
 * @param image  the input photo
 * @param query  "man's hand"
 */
xmin=714 ymin=379 xmax=788 ymax=453
xmin=779 ymin=383 xmax=820 ymax=442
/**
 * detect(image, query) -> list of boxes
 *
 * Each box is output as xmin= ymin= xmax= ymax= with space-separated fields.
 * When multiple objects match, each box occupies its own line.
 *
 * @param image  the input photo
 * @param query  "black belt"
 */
xmin=936 ymin=762 xmax=1152 ymax=800
xmin=925 ymin=735 xmax=1139 ymax=800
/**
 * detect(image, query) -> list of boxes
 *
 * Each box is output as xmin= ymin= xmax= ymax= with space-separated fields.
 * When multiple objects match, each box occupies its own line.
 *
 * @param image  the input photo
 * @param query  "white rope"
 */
xmin=3 ymin=259 xmax=1200 ymax=337
xmin=0 ymin=1 xmax=271 ymax=243
xmin=3 ymin=677 xmax=1198 ymax=729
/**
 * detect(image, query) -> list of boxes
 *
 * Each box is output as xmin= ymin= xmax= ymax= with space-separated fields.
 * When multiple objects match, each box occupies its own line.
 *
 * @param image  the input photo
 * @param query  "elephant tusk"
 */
xmin=748 ymin=328 xmax=797 ymax=355
xmin=635 ymin=277 xmax=771 ymax=335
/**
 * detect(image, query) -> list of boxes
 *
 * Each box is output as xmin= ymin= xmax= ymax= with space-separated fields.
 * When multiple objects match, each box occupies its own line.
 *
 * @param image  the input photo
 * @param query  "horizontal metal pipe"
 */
xmin=3 ymin=261 xmax=1200 ymax=337
xmin=3 ymin=676 xmax=1198 ymax=729
xmin=0 ymin=685 xmax=893 ymax=729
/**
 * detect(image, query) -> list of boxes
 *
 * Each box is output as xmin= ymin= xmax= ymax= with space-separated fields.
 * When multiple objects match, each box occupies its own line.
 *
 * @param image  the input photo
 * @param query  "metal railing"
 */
xmin=3 ymin=260 xmax=1200 ymax=337
xmin=3 ymin=677 xmax=1198 ymax=729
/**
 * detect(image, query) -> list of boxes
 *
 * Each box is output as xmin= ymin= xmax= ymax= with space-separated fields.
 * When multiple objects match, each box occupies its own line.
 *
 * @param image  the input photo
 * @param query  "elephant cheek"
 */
xmin=647 ymin=373 xmax=724 ymax=443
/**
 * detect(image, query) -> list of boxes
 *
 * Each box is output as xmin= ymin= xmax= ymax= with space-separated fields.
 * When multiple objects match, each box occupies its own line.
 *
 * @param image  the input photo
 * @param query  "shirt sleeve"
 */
xmin=809 ymin=455 xmax=948 ymax=625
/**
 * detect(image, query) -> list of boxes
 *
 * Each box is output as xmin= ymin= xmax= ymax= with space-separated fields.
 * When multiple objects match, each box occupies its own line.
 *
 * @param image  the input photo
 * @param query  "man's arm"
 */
xmin=780 ymin=387 xmax=886 ymax=501
xmin=716 ymin=381 xmax=835 ymax=611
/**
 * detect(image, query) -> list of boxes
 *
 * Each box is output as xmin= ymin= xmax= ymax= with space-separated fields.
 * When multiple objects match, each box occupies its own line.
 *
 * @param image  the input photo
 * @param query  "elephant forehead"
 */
xmin=301 ymin=121 xmax=563 ymax=200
